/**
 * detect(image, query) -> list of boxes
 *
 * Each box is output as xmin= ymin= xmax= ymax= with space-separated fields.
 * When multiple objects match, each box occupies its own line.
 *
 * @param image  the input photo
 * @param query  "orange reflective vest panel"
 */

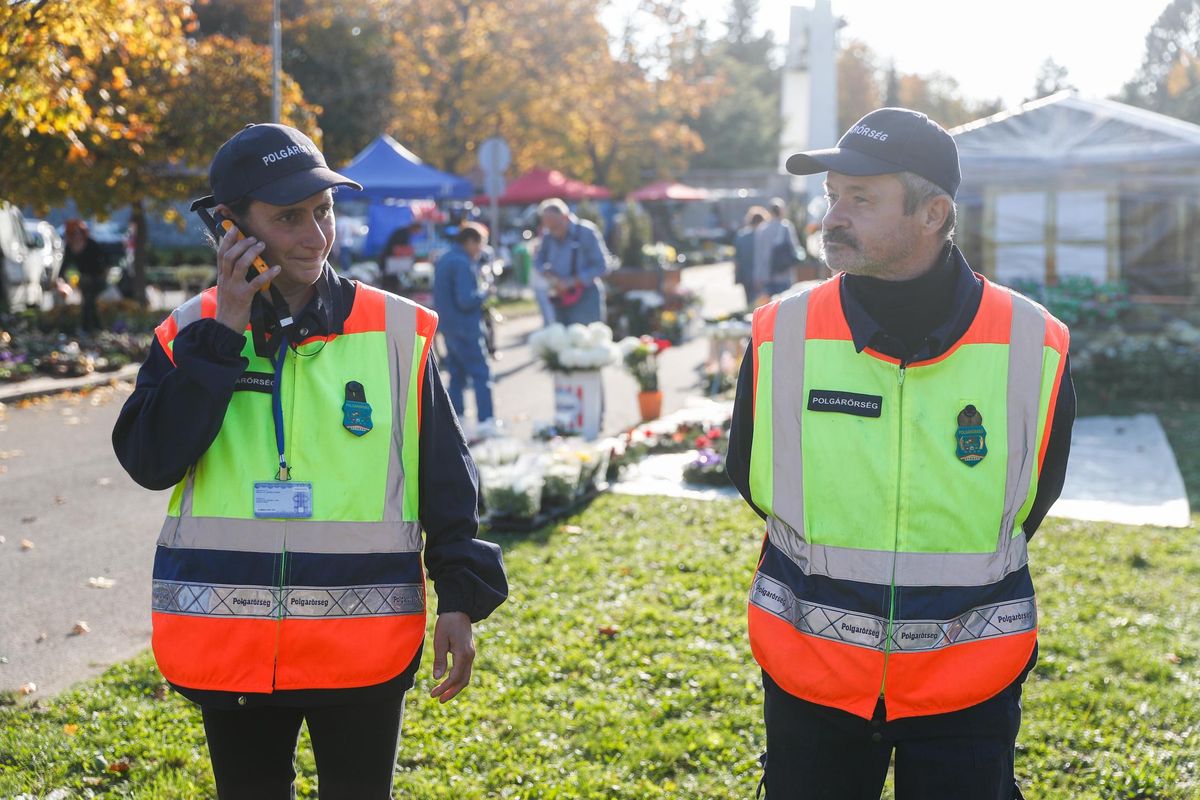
xmin=151 ymin=283 xmax=437 ymax=693
xmin=746 ymin=275 xmax=1068 ymax=720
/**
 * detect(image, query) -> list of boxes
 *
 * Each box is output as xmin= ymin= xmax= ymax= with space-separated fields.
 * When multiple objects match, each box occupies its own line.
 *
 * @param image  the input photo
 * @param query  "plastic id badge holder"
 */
xmin=254 ymin=481 xmax=313 ymax=518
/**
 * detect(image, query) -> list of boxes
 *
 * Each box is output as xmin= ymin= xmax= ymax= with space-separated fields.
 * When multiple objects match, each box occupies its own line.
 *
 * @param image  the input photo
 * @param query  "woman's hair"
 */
xmin=454 ymin=221 xmax=488 ymax=245
xmin=203 ymin=196 xmax=255 ymax=249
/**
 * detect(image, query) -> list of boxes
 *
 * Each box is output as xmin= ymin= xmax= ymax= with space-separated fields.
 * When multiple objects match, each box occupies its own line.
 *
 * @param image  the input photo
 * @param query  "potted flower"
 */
xmin=619 ymin=335 xmax=671 ymax=421
xmin=528 ymin=322 xmax=623 ymax=439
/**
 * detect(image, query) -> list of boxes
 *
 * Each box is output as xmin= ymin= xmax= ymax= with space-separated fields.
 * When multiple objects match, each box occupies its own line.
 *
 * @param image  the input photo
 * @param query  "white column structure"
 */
xmin=780 ymin=1 xmax=838 ymax=200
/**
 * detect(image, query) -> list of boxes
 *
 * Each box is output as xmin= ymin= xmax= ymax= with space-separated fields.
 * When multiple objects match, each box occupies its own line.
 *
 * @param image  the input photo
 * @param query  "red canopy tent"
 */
xmin=473 ymin=167 xmax=611 ymax=206
xmin=627 ymin=180 xmax=708 ymax=202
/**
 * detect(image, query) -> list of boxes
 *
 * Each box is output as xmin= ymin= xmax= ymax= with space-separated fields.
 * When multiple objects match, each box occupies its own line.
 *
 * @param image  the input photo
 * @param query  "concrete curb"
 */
xmin=0 ymin=363 xmax=140 ymax=404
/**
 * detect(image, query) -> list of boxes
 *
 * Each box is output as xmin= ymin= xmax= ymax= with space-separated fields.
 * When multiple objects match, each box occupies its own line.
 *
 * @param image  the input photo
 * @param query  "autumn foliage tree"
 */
xmin=1 ymin=0 xmax=318 ymax=303
xmin=1122 ymin=0 xmax=1200 ymax=124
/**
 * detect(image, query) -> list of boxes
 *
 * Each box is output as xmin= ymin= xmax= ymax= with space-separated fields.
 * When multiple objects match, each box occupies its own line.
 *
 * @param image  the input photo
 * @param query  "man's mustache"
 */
xmin=822 ymin=228 xmax=858 ymax=249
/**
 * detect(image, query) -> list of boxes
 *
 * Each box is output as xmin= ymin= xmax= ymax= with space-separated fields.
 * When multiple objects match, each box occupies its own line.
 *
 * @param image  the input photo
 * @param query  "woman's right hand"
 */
xmin=213 ymin=226 xmax=280 ymax=335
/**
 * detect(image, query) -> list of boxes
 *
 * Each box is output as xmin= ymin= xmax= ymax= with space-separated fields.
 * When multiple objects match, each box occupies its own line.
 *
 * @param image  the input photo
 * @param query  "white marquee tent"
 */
xmin=951 ymin=91 xmax=1200 ymax=300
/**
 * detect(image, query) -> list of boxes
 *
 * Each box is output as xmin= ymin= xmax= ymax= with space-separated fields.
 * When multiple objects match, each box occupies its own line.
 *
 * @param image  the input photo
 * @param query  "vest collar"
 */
xmin=839 ymin=244 xmax=983 ymax=362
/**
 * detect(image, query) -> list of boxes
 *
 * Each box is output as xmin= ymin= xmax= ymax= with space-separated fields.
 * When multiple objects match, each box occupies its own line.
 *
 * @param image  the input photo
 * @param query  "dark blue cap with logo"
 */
xmin=190 ymin=123 xmax=362 ymax=210
xmin=785 ymin=108 xmax=961 ymax=198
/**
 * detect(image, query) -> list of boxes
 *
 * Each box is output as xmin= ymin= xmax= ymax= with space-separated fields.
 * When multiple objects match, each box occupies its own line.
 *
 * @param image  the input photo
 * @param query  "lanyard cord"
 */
xmin=271 ymin=334 xmax=290 ymax=480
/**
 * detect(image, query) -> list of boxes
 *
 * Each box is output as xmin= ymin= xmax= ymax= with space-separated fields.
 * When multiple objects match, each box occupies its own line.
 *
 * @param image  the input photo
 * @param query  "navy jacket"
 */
xmin=112 ymin=266 xmax=507 ymax=707
xmin=432 ymin=244 xmax=488 ymax=340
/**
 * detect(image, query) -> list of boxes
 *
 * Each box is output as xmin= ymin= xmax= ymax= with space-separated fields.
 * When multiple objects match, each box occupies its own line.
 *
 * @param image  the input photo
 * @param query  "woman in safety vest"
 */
xmin=113 ymin=123 xmax=507 ymax=800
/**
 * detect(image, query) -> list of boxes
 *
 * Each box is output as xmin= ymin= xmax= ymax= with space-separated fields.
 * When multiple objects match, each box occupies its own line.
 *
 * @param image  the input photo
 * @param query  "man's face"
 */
xmin=820 ymin=172 xmax=922 ymax=278
xmin=541 ymin=210 xmax=568 ymax=239
xmin=463 ymin=238 xmax=484 ymax=260
xmin=234 ymin=189 xmax=335 ymax=295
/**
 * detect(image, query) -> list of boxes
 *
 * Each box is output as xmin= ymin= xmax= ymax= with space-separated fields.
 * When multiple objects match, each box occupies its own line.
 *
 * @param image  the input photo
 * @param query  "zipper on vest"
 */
xmin=879 ymin=361 xmax=906 ymax=699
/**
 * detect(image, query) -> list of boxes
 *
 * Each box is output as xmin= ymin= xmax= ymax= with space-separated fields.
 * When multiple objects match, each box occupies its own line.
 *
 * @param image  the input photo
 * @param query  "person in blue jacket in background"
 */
xmin=535 ymin=198 xmax=611 ymax=325
xmin=433 ymin=222 xmax=496 ymax=436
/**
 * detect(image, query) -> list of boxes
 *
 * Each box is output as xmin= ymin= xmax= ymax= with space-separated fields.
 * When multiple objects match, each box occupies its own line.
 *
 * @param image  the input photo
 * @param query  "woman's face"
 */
xmin=226 ymin=190 xmax=335 ymax=294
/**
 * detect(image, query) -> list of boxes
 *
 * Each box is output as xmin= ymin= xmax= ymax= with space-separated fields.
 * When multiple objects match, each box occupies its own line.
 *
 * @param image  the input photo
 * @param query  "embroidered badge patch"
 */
xmin=342 ymin=381 xmax=373 ymax=436
xmin=955 ymin=405 xmax=987 ymax=466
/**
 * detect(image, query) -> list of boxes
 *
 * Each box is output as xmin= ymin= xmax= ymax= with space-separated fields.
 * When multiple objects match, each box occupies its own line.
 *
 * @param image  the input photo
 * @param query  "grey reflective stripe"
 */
xmin=152 ymin=580 xmax=425 ymax=618
xmin=766 ymin=516 xmax=1028 ymax=588
xmin=999 ymin=294 xmax=1047 ymax=546
xmin=157 ymin=516 xmax=423 ymax=554
xmin=383 ymin=294 xmax=418 ymax=522
xmin=770 ymin=292 xmax=810 ymax=533
xmin=172 ymin=293 xmax=207 ymax=332
xmin=750 ymin=572 xmax=1036 ymax=652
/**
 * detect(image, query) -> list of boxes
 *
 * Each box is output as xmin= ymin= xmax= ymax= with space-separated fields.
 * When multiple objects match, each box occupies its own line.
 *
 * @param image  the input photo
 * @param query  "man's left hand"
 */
xmin=429 ymin=612 xmax=475 ymax=703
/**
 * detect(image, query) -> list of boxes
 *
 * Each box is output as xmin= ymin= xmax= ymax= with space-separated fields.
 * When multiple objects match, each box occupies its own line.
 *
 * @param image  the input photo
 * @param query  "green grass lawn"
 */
xmin=1 ymin=493 xmax=1197 ymax=799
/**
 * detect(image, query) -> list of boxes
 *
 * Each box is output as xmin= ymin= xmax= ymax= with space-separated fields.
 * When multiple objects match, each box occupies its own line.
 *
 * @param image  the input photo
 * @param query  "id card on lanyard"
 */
xmin=253 ymin=334 xmax=313 ymax=519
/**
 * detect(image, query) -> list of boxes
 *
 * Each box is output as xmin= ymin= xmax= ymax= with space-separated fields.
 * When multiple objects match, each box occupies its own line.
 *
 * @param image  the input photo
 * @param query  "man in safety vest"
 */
xmin=726 ymin=108 xmax=1075 ymax=799
xmin=114 ymin=123 xmax=507 ymax=799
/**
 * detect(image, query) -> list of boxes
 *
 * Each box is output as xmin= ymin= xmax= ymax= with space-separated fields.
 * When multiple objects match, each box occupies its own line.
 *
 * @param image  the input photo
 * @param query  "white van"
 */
xmin=0 ymin=200 xmax=43 ymax=310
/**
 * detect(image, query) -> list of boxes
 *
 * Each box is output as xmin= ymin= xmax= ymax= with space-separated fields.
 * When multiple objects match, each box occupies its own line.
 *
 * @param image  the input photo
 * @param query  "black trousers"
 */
xmin=200 ymin=694 xmax=405 ymax=800
xmin=762 ymin=674 xmax=1025 ymax=800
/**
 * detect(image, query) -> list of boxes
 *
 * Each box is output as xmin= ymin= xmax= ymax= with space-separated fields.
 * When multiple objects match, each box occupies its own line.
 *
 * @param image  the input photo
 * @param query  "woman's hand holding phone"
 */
xmin=214 ymin=226 xmax=281 ymax=335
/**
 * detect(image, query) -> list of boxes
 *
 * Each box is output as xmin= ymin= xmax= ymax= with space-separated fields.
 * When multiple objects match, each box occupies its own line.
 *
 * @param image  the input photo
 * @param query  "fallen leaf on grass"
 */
xmin=598 ymin=625 xmax=620 ymax=638
xmin=1166 ymin=652 xmax=1182 ymax=664
xmin=82 ymin=777 xmax=104 ymax=786
xmin=562 ymin=525 xmax=583 ymax=534
xmin=63 ymin=724 xmax=79 ymax=736
xmin=18 ymin=682 xmax=36 ymax=696
xmin=88 ymin=576 xmax=116 ymax=589
xmin=71 ymin=621 xmax=91 ymax=636
xmin=20 ymin=539 xmax=33 ymax=550
xmin=107 ymin=757 xmax=130 ymax=774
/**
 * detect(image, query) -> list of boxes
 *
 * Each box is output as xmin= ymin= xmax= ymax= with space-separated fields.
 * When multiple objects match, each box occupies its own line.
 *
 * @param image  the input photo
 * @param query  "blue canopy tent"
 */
xmin=338 ymin=135 xmax=473 ymax=202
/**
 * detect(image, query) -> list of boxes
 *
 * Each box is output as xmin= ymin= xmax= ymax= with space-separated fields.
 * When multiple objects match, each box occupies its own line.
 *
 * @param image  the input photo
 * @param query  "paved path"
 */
xmin=0 ymin=262 xmax=744 ymax=699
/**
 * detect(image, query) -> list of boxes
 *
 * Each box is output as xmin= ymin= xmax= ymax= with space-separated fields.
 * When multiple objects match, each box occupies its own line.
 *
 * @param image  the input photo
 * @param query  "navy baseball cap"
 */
xmin=785 ymin=108 xmax=961 ymax=198
xmin=190 ymin=123 xmax=362 ymax=210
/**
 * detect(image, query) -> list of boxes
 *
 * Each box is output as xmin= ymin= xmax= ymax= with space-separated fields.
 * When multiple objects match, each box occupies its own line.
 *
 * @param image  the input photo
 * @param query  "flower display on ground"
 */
xmin=528 ymin=322 xmax=623 ymax=372
xmin=617 ymin=335 xmax=672 ymax=392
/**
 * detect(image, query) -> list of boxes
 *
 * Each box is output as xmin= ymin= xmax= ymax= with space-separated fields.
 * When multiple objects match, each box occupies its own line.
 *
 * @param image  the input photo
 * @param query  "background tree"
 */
xmin=1122 ymin=0 xmax=1200 ymax=124
xmin=193 ymin=0 xmax=398 ymax=166
xmin=837 ymin=39 xmax=883 ymax=132
xmin=1030 ymin=57 xmax=1075 ymax=101
xmin=837 ymin=39 xmax=1000 ymax=132
xmin=1 ymin=2 xmax=317 ymax=303
xmin=687 ymin=0 xmax=782 ymax=170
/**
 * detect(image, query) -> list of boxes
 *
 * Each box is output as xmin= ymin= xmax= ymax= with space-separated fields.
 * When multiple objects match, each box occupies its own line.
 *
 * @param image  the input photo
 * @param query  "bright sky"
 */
xmin=604 ymin=0 xmax=1165 ymax=108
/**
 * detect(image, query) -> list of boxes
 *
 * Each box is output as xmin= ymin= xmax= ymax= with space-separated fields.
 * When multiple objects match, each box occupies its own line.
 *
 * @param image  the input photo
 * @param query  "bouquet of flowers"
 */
xmin=618 ymin=335 xmax=671 ymax=392
xmin=682 ymin=447 xmax=731 ymax=487
xmin=528 ymin=322 xmax=623 ymax=372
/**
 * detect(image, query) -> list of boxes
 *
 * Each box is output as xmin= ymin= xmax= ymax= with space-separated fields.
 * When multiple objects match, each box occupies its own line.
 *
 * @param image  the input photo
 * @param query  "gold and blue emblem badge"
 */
xmin=955 ymin=404 xmax=987 ymax=466
xmin=342 ymin=380 xmax=373 ymax=436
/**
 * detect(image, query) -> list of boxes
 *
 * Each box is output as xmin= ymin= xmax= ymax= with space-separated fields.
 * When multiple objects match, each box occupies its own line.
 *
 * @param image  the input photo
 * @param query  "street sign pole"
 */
xmin=478 ymin=137 xmax=512 ymax=248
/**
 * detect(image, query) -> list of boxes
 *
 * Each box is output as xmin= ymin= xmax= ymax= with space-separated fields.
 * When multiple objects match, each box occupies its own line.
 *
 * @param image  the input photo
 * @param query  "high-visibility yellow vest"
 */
xmin=747 ymin=274 xmax=1069 ymax=720
xmin=150 ymin=283 xmax=438 ymax=693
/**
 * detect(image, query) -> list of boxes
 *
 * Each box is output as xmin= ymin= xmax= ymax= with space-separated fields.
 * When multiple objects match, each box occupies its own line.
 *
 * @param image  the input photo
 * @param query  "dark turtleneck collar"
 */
xmin=840 ymin=243 xmax=983 ymax=363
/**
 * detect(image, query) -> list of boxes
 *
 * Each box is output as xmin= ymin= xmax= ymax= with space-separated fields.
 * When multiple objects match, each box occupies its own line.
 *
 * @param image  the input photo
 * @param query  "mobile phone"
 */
xmin=194 ymin=206 xmax=274 ymax=291
xmin=193 ymin=205 xmax=294 ymax=328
